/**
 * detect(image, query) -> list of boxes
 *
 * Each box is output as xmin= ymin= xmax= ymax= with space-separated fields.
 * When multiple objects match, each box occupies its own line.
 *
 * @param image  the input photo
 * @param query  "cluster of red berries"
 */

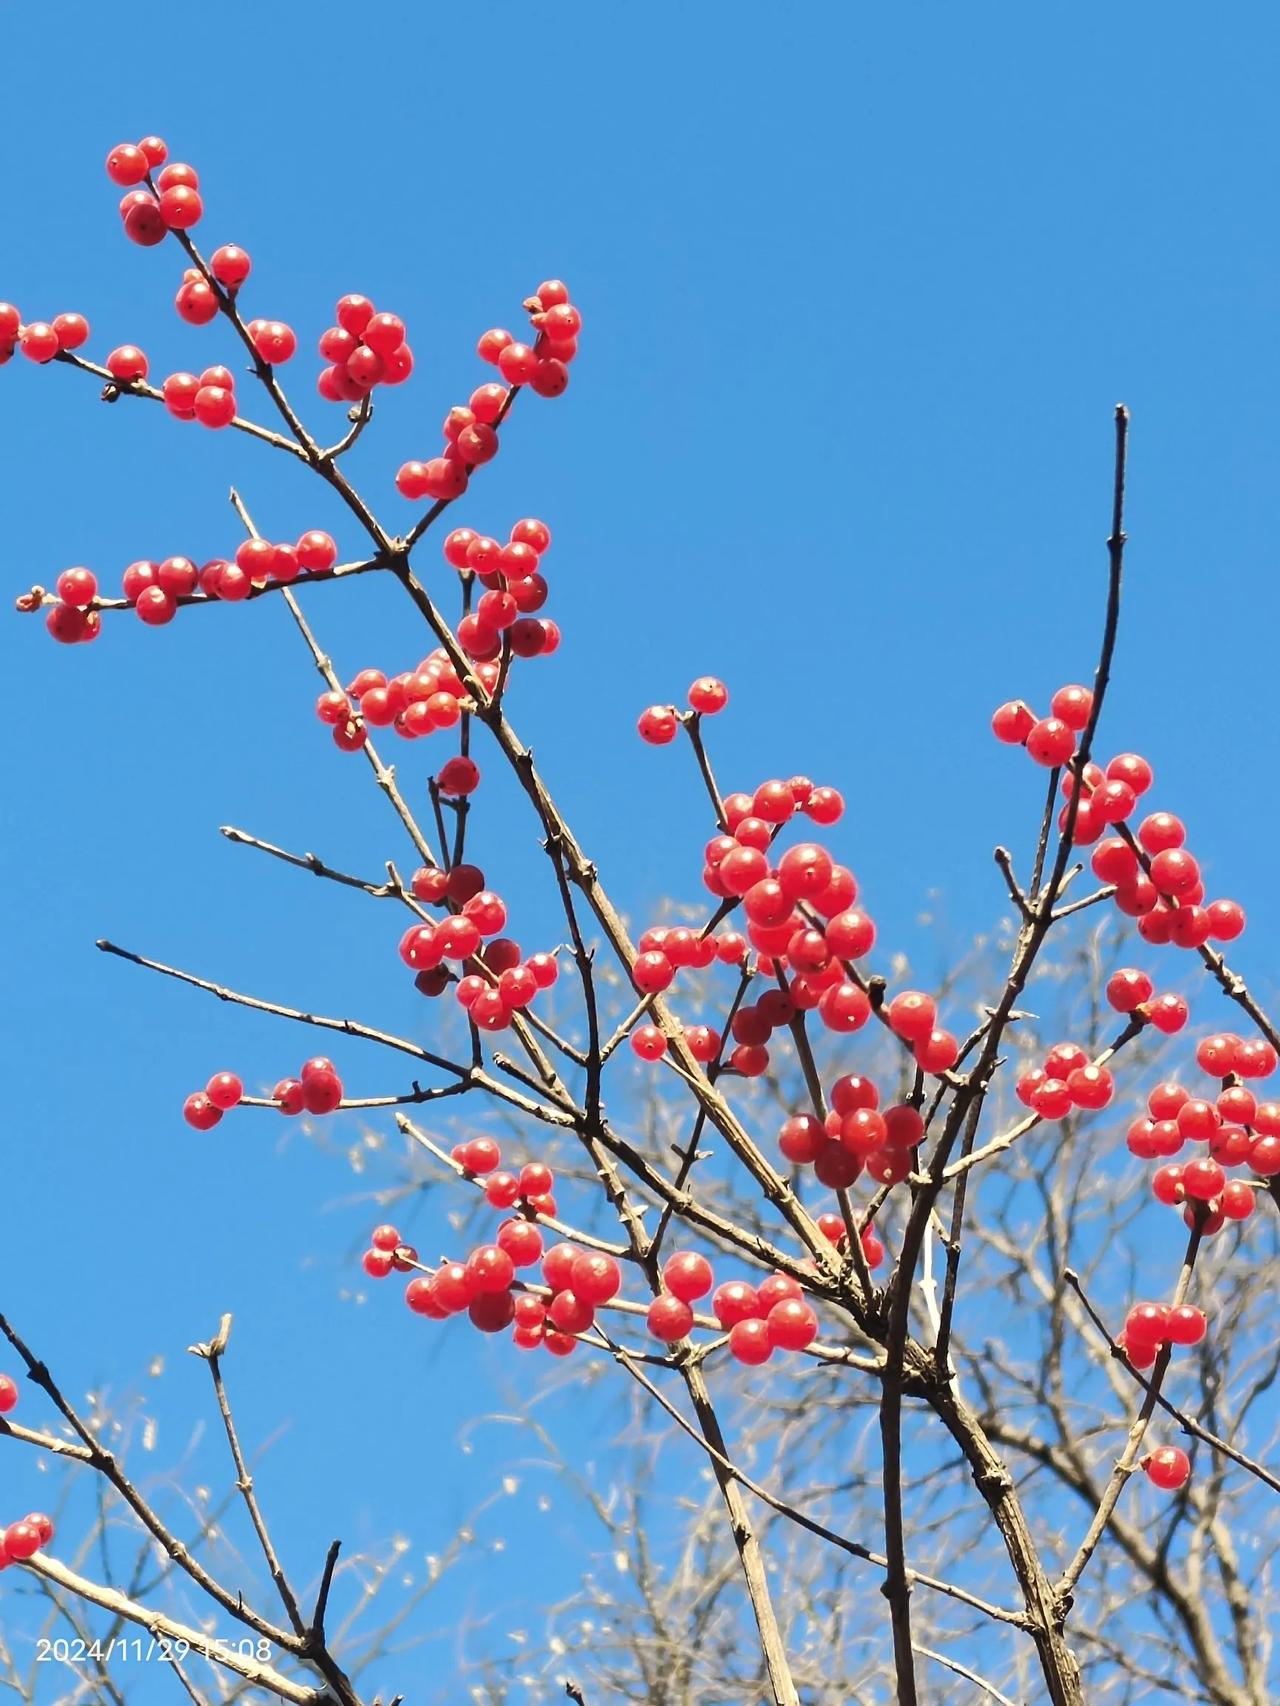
xmin=479 ymin=279 xmax=581 ymax=394
xmin=1103 ymin=967 xmax=1188 ymax=1033
xmin=159 ymin=362 xmax=241 ymax=429
xmin=647 ymin=1256 xmax=821 ymax=1365
xmin=182 ymin=1070 xmax=244 ymax=1130
xmin=317 ymin=295 xmax=413 ymax=403
xmin=365 ymin=1144 xmax=582 ymax=1354
xmin=183 ymin=1058 xmax=348 ymax=1129
xmin=637 ymin=674 xmax=730 ymax=741
xmin=44 ymin=532 xmax=341 ymax=643
xmin=441 ymin=518 xmax=560 ymax=663
xmin=628 ymin=746 xmax=957 ymax=1071
xmin=1117 ymin=1300 xmax=1207 ymax=1370
xmin=397 ymin=865 xmax=559 ymax=1032
xmin=0 ymin=302 xmax=89 ymax=368
xmin=316 ymin=649 xmax=479 ymax=753
xmin=1133 ymin=1037 xmax=1280 ymax=1221
xmin=815 ymin=1214 xmax=887 ymax=1269
xmin=105 ymin=138 xmax=203 ymax=243
xmin=395 ymin=281 xmax=580 ymax=505
xmin=777 ymin=1074 xmax=925 ymax=1192
xmin=1015 ymin=1043 xmax=1115 ymax=1122
xmin=993 ymin=693 xmax=1244 ymax=951
xmin=0 ymin=1512 xmax=54 ymax=1570
xmin=992 ymin=683 xmax=1095 ymax=767
xmin=1090 ymin=810 xmax=1244 ymax=952
xmin=174 ymin=244 xmax=252 ymax=325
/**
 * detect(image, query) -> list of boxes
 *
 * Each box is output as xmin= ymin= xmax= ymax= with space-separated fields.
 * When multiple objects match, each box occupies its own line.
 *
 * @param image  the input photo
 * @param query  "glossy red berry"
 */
xmin=991 ymin=700 xmax=1036 ymax=744
xmin=688 ymin=676 xmax=728 ymax=714
xmin=1165 ymin=1305 xmax=1206 ymax=1346
xmin=159 ymin=185 xmax=203 ymax=229
xmin=0 ymin=1375 xmax=19 ymax=1413
xmin=1067 ymin=1065 xmax=1114 ymax=1110
xmin=1025 ymin=718 xmax=1076 ymax=767
xmin=1144 ymin=1446 xmax=1190 ymax=1490
xmin=193 ymin=385 xmax=236 ymax=428
xmin=106 ymin=143 xmax=149 ymax=185
xmin=1206 ymin=899 xmax=1245 ymax=941
xmin=886 ymin=991 xmax=936 ymax=1043
xmin=712 ymin=1281 xmax=760 ymax=1327
xmin=52 ymin=313 xmax=89 ymax=350
xmin=728 ymin=1318 xmax=773 ymax=1364
xmin=663 ymin=1251 xmax=713 ymax=1301
xmin=3 ymin=1523 xmax=41 ymax=1561
xmin=20 ymin=323 xmax=59 ymax=364
xmin=638 ymin=705 xmax=678 ymax=745
xmin=767 ymin=1297 xmax=818 ymax=1351
xmin=183 ymin=1091 xmax=222 ymax=1131
xmin=647 ymin=1294 xmax=694 ymax=1342
xmin=210 ymin=244 xmax=252 ymax=288
xmin=1148 ymin=993 xmax=1189 ymax=1034
xmin=570 ymin=1251 xmax=622 ymax=1304
xmin=205 ymin=1071 xmax=242 ymax=1111
xmin=1050 ymin=684 xmax=1093 ymax=730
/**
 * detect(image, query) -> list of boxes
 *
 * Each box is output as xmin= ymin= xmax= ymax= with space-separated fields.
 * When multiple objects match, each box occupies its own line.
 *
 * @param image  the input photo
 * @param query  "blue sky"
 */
xmin=4 ymin=3 xmax=1279 ymax=1698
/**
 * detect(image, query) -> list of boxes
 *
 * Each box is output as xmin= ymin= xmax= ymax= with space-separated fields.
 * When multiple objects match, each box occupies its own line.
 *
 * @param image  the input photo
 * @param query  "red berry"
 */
xmin=183 ymin=1092 xmax=222 ymax=1131
xmin=20 ymin=323 xmax=60 ymax=364
xmin=477 ymin=327 xmax=513 ymax=363
xmin=55 ymin=567 xmax=97 ymax=608
xmin=135 ymin=585 xmax=177 ymax=625
xmin=466 ymin=1243 xmax=516 ymax=1294
xmin=251 ymin=320 xmax=297 ymax=364
xmin=818 ymin=982 xmax=871 ymax=1033
xmin=647 ymin=1294 xmax=694 ymax=1342
xmin=106 ymin=143 xmax=149 ymax=185
xmin=124 ymin=196 xmax=167 ymax=246
xmin=638 ymin=705 xmax=678 ymax=745
xmin=1148 ymin=993 xmax=1189 ymax=1034
xmin=886 ymin=990 xmax=936 ymax=1043
xmin=712 ymin=1281 xmax=760 ymax=1327
xmin=1182 ymin=1157 xmax=1226 ymax=1201
xmin=1206 ymin=899 xmax=1245 ymax=941
xmin=663 ymin=1252 xmax=713 ymax=1302
xmin=1067 ymin=1065 xmax=1113 ymax=1110
xmin=205 ymin=1071 xmax=242 ymax=1111
xmin=767 ymin=1298 xmax=818 ymax=1351
xmin=460 ymin=1136 xmax=501 ymax=1174
xmin=159 ymin=185 xmax=203 ymax=229
xmin=1050 ymin=683 xmax=1093 ymax=730
xmin=497 ymin=342 xmax=538 ymax=385
xmin=1138 ymin=812 xmax=1186 ymax=853
xmin=689 ymin=676 xmax=728 ymax=714
xmin=1165 ymin=1305 xmax=1206 ymax=1346
xmin=569 ymin=1251 xmax=622 ymax=1304
xmin=0 ymin=1375 xmax=19 ymax=1413
xmin=1145 ymin=1446 xmax=1190 ymax=1490
xmin=1026 ymin=718 xmax=1076 ymax=767
xmin=52 ymin=313 xmax=89 ymax=350
xmin=193 ymin=385 xmax=236 ymax=428
xmin=991 ymin=700 xmax=1037 ymax=744
xmin=728 ymin=1318 xmax=773 ymax=1364
xmin=437 ymin=756 xmax=480 ymax=797
xmin=3 ymin=1522 xmax=41 ymax=1561
xmin=210 ymin=244 xmax=252 ymax=288
xmin=273 ymin=1078 xmax=305 ymax=1115
xmin=1106 ymin=967 xmax=1153 ymax=1013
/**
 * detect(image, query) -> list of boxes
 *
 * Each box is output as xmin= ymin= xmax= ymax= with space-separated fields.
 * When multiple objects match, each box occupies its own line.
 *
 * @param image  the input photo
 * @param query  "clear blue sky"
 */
xmin=4 ymin=3 xmax=1279 ymax=1698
